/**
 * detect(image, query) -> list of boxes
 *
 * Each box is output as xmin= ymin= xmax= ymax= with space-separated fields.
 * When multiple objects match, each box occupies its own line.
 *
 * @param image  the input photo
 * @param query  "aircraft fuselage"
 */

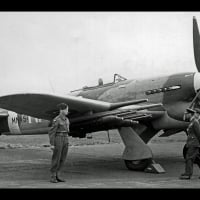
xmin=72 ymin=72 xmax=197 ymax=122
xmin=1 ymin=72 xmax=199 ymax=136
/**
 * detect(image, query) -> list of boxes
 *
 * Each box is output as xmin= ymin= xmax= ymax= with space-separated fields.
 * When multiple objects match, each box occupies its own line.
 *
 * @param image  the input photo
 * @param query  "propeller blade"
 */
xmin=188 ymin=89 xmax=200 ymax=109
xmin=193 ymin=16 xmax=200 ymax=72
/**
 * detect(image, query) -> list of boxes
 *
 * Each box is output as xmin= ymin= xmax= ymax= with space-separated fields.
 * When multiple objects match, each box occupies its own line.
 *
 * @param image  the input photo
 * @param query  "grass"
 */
xmin=0 ymin=129 xmax=187 ymax=149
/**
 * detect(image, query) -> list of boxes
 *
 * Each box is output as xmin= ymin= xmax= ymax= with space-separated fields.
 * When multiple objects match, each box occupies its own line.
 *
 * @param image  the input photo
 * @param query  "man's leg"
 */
xmin=56 ymin=136 xmax=69 ymax=182
xmin=185 ymin=159 xmax=193 ymax=177
xmin=194 ymin=148 xmax=200 ymax=168
xmin=50 ymin=136 xmax=63 ymax=183
xmin=180 ymin=147 xmax=197 ymax=179
xmin=191 ymin=147 xmax=200 ymax=178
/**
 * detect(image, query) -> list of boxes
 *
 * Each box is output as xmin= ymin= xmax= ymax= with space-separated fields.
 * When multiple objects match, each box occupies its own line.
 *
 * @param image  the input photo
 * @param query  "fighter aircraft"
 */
xmin=0 ymin=17 xmax=200 ymax=171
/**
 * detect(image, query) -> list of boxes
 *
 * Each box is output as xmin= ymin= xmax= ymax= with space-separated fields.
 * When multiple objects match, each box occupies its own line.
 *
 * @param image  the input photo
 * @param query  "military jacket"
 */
xmin=186 ymin=118 xmax=200 ymax=147
xmin=48 ymin=115 xmax=70 ymax=145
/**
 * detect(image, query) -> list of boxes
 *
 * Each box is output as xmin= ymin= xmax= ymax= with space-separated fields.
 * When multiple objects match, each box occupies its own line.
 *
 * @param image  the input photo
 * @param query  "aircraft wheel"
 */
xmin=183 ymin=144 xmax=200 ymax=164
xmin=124 ymin=159 xmax=151 ymax=171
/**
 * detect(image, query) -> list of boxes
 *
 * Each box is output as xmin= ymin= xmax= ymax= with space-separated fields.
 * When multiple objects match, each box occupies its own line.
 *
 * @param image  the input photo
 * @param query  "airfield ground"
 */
xmin=0 ymin=130 xmax=200 ymax=188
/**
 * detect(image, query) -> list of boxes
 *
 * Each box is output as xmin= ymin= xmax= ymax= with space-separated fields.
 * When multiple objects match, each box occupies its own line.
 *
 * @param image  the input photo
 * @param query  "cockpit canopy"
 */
xmin=70 ymin=74 xmax=127 ymax=93
xmin=97 ymin=74 xmax=127 ymax=86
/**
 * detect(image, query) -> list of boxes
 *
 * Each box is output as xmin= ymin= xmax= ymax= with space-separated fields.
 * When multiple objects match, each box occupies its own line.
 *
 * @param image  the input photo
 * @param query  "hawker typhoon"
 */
xmin=0 ymin=17 xmax=200 ymax=171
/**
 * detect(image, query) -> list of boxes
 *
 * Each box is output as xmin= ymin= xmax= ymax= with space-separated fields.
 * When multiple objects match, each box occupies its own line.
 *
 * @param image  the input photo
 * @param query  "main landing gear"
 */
xmin=119 ymin=127 xmax=165 ymax=173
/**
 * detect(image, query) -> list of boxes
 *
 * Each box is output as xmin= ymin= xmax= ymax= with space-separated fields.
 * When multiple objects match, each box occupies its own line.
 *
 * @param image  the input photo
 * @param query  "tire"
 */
xmin=124 ymin=159 xmax=151 ymax=171
xmin=182 ymin=144 xmax=200 ymax=164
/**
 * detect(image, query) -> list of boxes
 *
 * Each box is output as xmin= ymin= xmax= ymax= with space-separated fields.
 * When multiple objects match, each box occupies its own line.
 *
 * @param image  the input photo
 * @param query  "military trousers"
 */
xmin=50 ymin=135 xmax=69 ymax=176
xmin=185 ymin=146 xmax=200 ymax=176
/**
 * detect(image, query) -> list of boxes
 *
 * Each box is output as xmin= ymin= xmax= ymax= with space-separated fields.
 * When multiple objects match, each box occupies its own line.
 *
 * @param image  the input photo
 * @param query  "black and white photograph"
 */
xmin=0 ymin=11 xmax=200 ymax=188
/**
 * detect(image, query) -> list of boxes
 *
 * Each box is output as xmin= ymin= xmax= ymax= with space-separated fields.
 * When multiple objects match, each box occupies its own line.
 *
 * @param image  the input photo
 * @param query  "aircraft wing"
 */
xmin=0 ymin=92 xmax=112 ymax=120
xmin=0 ymin=92 xmax=163 ymax=121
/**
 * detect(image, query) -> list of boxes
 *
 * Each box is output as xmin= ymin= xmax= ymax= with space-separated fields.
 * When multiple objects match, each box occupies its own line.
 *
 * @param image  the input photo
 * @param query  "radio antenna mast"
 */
xmin=48 ymin=77 xmax=55 ymax=93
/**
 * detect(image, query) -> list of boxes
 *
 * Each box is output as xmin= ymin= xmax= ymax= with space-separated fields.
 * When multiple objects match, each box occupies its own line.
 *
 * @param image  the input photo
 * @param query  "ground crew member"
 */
xmin=180 ymin=108 xmax=200 ymax=180
xmin=48 ymin=103 xmax=70 ymax=183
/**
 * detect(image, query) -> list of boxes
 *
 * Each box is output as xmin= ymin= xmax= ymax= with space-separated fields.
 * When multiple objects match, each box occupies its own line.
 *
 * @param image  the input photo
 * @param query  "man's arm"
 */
xmin=193 ymin=119 xmax=200 ymax=141
xmin=67 ymin=118 xmax=70 ymax=132
xmin=48 ymin=119 xmax=59 ymax=146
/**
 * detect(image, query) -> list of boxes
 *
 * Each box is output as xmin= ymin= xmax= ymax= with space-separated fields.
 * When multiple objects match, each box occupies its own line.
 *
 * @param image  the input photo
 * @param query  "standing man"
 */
xmin=180 ymin=108 xmax=200 ymax=180
xmin=48 ymin=103 xmax=70 ymax=183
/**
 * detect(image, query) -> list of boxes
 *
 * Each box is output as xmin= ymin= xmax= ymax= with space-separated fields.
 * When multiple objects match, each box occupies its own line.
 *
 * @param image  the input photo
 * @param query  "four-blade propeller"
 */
xmin=193 ymin=16 xmax=200 ymax=72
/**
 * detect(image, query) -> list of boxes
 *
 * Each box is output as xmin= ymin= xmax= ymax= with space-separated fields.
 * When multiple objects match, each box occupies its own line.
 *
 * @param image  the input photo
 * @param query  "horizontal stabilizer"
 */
xmin=0 ymin=109 xmax=8 ymax=118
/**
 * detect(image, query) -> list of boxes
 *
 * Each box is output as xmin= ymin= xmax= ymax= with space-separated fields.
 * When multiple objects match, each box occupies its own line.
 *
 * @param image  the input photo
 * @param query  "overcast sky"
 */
xmin=0 ymin=12 xmax=200 ymax=95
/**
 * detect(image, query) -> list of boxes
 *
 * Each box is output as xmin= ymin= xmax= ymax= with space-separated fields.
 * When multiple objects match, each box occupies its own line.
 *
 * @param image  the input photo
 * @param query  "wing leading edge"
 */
xmin=0 ymin=93 xmax=162 ymax=120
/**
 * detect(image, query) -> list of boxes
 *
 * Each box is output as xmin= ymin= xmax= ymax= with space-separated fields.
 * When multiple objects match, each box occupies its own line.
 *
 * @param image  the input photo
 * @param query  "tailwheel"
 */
xmin=124 ymin=159 xmax=151 ymax=171
xmin=183 ymin=144 xmax=200 ymax=165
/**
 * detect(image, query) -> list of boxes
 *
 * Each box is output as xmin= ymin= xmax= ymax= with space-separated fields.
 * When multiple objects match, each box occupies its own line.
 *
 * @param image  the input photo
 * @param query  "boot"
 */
xmin=56 ymin=176 xmax=66 ymax=182
xmin=50 ymin=174 xmax=58 ymax=183
xmin=56 ymin=172 xmax=66 ymax=182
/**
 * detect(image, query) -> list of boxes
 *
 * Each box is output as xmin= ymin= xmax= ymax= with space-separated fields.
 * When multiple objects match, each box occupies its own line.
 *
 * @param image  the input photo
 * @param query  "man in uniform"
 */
xmin=48 ymin=103 xmax=70 ymax=183
xmin=180 ymin=108 xmax=200 ymax=180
